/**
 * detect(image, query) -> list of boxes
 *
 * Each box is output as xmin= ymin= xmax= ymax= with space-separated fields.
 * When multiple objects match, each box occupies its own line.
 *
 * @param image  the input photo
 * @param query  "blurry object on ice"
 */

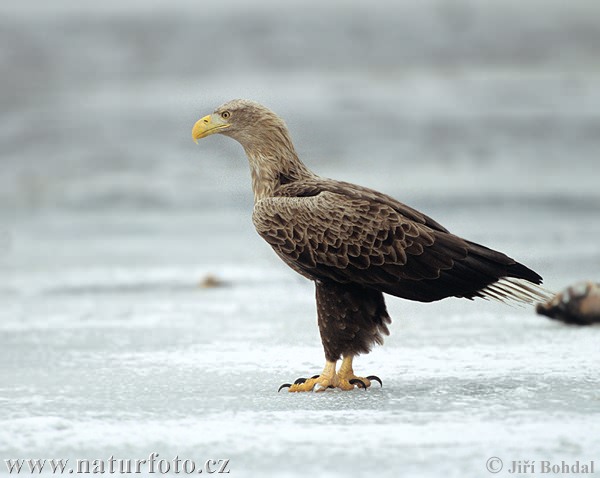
xmin=198 ymin=274 xmax=226 ymax=289
xmin=536 ymin=281 xmax=600 ymax=325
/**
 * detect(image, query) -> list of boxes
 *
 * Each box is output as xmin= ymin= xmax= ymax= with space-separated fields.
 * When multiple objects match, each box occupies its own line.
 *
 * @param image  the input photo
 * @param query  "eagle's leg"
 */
xmin=279 ymin=281 xmax=390 ymax=392
xmin=337 ymin=355 xmax=383 ymax=389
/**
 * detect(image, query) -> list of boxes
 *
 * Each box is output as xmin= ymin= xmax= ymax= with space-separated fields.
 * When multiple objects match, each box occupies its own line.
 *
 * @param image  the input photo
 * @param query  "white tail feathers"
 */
xmin=479 ymin=277 xmax=555 ymax=306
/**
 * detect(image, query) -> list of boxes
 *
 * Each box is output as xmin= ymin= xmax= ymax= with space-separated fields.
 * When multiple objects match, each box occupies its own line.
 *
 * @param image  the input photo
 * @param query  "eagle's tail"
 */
xmin=464 ymin=241 xmax=554 ymax=305
xmin=477 ymin=277 xmax=554 ymax=306
xmin=378 ymin=234 xmax=553 ymax=306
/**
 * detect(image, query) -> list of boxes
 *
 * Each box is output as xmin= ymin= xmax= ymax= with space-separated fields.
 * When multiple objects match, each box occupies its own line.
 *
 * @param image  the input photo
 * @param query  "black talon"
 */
xmin=311 ymin=374 xmax=320 ymax=379
xmin=294 ymin=377 xmax=307 ymax=385
xmin=366 ymin=375 xmax=383 ymax=387
xmin=278 ymin=383 xmax=292 ymax=392
xmin=349 ymin=378 xmax=367 ymax=389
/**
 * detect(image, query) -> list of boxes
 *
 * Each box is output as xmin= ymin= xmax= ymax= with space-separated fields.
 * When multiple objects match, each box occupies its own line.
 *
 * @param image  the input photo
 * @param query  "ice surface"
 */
xmin=1 ymin=1 xmax=600 ymax=476
xmin=2 ymin=264 xmax=600 ymax=477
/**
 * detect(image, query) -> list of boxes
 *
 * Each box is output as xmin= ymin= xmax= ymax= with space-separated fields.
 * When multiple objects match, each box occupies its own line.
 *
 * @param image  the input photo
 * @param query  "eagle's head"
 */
xmin=192 ymin=99 xmax=288 ymax=147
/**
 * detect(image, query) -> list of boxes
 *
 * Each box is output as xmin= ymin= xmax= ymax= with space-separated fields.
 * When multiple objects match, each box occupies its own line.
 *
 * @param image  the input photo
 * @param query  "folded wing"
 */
xmin=253 ymin=187 xmax=548 ymax=304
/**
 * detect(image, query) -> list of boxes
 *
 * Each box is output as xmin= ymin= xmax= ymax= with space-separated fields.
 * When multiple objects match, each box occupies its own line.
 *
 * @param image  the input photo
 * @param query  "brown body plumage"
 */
xmin=192 ymin=99 xmax=551 ymax=391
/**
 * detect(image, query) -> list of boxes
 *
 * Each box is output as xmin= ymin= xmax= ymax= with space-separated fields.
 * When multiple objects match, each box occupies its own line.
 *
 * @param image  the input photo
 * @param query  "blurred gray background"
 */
xmin=1 ymin=1 xmax=599 ymax=477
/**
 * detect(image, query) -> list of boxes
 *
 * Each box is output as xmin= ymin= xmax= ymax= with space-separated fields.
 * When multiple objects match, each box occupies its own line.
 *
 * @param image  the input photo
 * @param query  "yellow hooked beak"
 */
xmin=192 ymin=114 xmax=231 ymax=143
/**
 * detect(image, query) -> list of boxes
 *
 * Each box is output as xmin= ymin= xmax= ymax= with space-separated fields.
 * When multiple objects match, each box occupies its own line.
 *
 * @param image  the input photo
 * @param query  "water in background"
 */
xmin=2 ymin=0 xmax=599 ymax=284
xmin=1 ymin=1 xmax=600 ymax=476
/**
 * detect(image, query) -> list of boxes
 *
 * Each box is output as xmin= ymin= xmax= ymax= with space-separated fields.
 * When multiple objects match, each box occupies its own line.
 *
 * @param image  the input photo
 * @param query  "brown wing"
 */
xmin=253 ymin=187 xmax=543 ymax=303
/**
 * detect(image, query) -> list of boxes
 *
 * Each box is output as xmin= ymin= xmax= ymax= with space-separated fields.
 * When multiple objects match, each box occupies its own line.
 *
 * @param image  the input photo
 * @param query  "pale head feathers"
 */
xmin=212 ymin=99 xmax=315 ymax=201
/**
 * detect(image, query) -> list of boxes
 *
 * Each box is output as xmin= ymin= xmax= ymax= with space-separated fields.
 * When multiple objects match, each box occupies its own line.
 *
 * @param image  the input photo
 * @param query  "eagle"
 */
xmin=192 ymin=99 xmax=550 ymax=392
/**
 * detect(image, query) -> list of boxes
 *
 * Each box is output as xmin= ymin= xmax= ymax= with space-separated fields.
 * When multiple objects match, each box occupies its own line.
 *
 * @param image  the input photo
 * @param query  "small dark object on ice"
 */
xmin=536 ymin=281 xmax=600 ymax=325
xmin=198 ymin=274 xmax=226 ymax=289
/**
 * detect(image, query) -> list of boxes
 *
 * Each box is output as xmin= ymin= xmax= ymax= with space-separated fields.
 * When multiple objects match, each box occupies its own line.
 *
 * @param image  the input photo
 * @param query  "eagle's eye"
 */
xmin=221 ymin=111 xmax=231 ymax=120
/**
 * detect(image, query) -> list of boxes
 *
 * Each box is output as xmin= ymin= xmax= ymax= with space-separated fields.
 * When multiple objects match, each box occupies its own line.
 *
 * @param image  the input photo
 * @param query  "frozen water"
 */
xmin=1 ymin=1 xmax=600 ymax=476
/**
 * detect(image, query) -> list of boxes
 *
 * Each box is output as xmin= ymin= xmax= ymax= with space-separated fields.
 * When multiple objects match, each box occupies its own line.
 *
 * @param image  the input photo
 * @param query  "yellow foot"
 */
xmin=336 ymin=355 xmax=382 ymax=390
xmin=278 ymin=359 xmax=383 ymax=393
xmin=278 ymin=373 xmax=357 ymax=392
xmin=337 ymin=373 xmax=383 ymax=390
